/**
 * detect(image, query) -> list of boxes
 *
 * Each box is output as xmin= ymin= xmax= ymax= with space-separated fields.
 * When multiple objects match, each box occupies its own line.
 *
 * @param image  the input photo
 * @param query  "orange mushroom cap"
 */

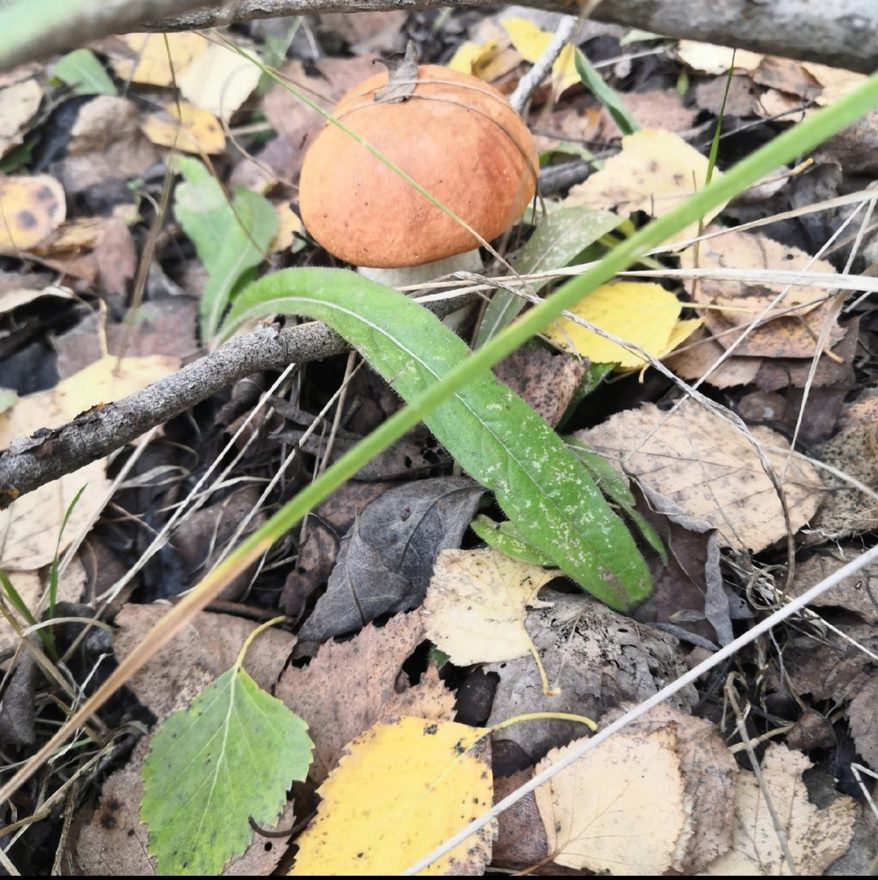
xmin=299 ymin=65 xmax=539 ymax=269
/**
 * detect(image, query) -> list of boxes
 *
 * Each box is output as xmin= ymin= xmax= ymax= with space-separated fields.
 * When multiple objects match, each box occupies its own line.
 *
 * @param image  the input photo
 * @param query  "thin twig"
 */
xmin=0 ymin=293 xmax=476 ymax=510
xmin=509 ymin=14 xmax=580 ymax=114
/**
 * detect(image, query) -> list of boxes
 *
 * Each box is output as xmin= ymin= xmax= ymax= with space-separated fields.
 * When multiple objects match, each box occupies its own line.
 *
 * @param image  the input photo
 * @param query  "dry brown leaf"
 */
xmin=486 ymin=591 xmax=696 ymax=759
xmin=536 ymin=724 xmax=688 ymax=873
xmin=683 ymin=230 xmax=845 ymax=358
xmin=848 ymin=676 xmax=878 ymax=772
xmin=492 ymin=771 xmax=550 ymax=869
xmin=423 ymin=548 xmax=556 ymax=665
xmin=604 ymin=704 xmax=738 ymax=872
xmin=276 ymin=612 xmax=454 ymax=783
xmin=565 ymin=129 xmax=728 ymax=245
xmin=114 ymin=604 xmax=293 ymax=720
xmin=59 ymin=96 xmax=159 ymax=193
xmin=665 ymin=325 xmax=762 ymax=388
xmin=703 ymin=744 xmax=857 ymax=874
xmin=579 ymin=400 xmax=824 ymax=552
xmin=494 ymin=342 xmax=586 ymax=427
xmin=789 ymin=546 xmax=878 ymax=625
xmin=812 ymin=402 xmax=878 ymax=538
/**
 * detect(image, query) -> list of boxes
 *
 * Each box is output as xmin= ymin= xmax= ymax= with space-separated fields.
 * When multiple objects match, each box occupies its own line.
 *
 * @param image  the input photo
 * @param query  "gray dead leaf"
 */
xmin=375 ymin=40 xmax=419 ymax=103
xmin=298 ymin=476 xmax=483 ymax=641
xmin=486 ymin=590 xmax=697 ymax=759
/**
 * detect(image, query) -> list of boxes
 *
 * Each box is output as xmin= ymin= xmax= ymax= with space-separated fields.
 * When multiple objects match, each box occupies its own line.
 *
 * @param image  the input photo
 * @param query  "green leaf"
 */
xmin=223 ymin=268 xmax=652 ymax=611
xmin=141 ymin=665 xmax=312 ymax=875
xmin=575 ymin=48 xmax=640 ymax=136
xmin=566 ymin=436 xmax=666 ymax=564
xmin=470 ymin=515 xmax=554 ymax=566
xmin=476 ymin=206 xmax=621 ymax=347
xmin=173 ymin=157 xmax=278 ymax=342
xmin=49 ymin=48 xmax=116 ymax=96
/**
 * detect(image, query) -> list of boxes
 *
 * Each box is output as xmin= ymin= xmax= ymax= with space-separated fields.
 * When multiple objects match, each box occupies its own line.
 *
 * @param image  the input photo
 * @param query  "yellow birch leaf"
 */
xmin=535 ymin=725 xmax=688 ymax=874
xmin=501 ymin=17 xmax=580 ymax=98
xmin=448 ymin=39 xmax=498 ymax=74
xmin=543 ymin=281 xmax=690 ymax=368
xmin=676 ymin=40 xmax=763 ymax=75
xmin=113 ymin=33 xmax=209 ymax=86
xmin=565 ymin=129 xmax=728 ymax=245
xmin=0 ymin=174 xmax=66 ymax=252
xmin=142 ymin=101 xmax=226 ymax=155
xmin=290 ymin=717 xmax=492 ymax=875
xmin=269 ymin=202 xmax=303 ymax=253
xmin=423 ymin=547 xmax=555 ymax=665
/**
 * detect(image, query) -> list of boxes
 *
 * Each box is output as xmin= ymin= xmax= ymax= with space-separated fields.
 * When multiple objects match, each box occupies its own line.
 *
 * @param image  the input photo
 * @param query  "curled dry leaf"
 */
xmin=298 ymin=476 xmax=484 ymax=641
xmin=424 ymin=547 xmax=557 ymax=665
xmin=703 ymin=744 xmax=857 ymax=875
xmin=579 ymin=400 xmax=824 ymax=552
xmin=681 ymin=230 xmax=845 ymax=359
xmin=486 ymin=591 xmax=696 ymax=759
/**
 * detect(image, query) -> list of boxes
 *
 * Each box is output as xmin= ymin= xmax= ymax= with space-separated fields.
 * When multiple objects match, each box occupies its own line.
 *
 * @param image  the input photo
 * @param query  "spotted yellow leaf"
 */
xmin=544 ymin=281 xmax=700 ymax=368
xmin=142 ymin=101 xmax=226 ymax=155
xmin=290 ymin=717 xmax=492 ymax=875
xmin=0 ymin=174 xmax=65 ymax=253
xmin=565 ymin=129 xmax=728 ymax=245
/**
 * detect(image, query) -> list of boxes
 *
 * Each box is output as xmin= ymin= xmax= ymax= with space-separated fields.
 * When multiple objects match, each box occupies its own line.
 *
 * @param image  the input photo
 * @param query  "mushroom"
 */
xmin=299 ymin=63 xmax=539 ymax=287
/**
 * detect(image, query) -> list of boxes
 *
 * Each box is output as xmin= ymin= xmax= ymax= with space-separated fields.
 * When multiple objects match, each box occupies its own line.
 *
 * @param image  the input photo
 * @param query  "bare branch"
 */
xmin=0 ymin=294 xmax=476 ymax=509
xmin=0 ymin=0 xmax=876 ymax=73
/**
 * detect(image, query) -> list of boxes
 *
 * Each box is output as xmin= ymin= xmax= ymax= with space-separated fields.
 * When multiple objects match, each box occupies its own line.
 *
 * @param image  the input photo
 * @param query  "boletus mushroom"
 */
xmin=299 ymin=63 xmax=539 ymax=285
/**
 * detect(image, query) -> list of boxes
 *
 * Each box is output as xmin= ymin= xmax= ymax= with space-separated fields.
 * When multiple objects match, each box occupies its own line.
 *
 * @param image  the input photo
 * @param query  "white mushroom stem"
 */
xmin=356 ymin=248 xmax=484 ymax=289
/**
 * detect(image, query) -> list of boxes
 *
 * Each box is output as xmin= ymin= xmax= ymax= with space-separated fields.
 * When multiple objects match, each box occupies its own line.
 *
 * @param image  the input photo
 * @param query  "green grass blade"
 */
xmin=224 ymin=268 xmax=652 ymax=611
xmin=575 ymin=48 xmax=639 ymax=136
xmin=475 ymin=206 xmax=621 ymax=347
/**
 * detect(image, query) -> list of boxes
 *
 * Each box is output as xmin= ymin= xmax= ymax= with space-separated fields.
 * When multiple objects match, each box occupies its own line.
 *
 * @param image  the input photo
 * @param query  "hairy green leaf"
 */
xmin=173 ymin=157 xmax=277 ymax=342
xmin=141 ymin=666 xmax=312 ymax=875
xmin=470 ymin=515 xmax=554 ymax=566
xmin=223 ymin=268 xmax=651 ymax=611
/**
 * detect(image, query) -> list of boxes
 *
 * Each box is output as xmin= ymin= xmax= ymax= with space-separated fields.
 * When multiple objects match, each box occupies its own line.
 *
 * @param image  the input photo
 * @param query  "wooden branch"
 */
xmin=0 ymin=0 xmax=876 ymax=73
xmin=0 ymin=294 xmax=476 ymax=509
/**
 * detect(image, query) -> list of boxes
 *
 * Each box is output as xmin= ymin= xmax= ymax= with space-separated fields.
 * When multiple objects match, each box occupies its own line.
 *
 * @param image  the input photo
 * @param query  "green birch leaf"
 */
xmin=476 ymin=206 xmax=622 ymax=347
xmin=141 ymin=666 xmax=312 ymax=875
xmin=50 ymin=48 xmax=117 ymax=96
xmin=173 ymin=157 xmax=277 ymax=342
xmin=223 ymin=267 xmax=651 ymax=611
